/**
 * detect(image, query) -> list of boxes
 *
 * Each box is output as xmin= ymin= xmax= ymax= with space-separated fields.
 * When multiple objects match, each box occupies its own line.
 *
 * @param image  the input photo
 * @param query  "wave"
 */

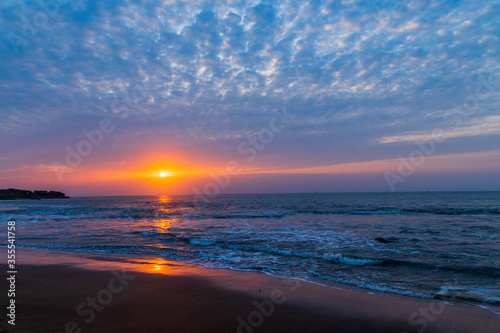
xmin=128 ymin=231 xmax=178 ymax=237
xmin=322 ymin=252 xmax=380 ymax=266
xmin=298 ymin=208 xmax=500 ymax=216
xmin=10 ymin=244 xmax=499 ymax=307
xmin=380 ymin=259 xmax=499 ymax=278
xmin=4 ymin=206 xmax=499 ymax=225
xmin=197 ymin=208 xmax=500 ymax=219
xmin=179 ymin=235 xmax=500 ymax=278
xmin=180 ymin=237 xmax=381 ymax=266
xmin=189 ymin=238 xmax=217 ymax=246
xmin=308 ymin=270 xmax=433 ymax=299
xmin=437 ymin=286 xmax=500 ymax=306
xmin=309 ymin=272 xmax=500 ymax=305
xmin=252 ymin=247 xmax=381 ymax=266
xmin=210 ymin=211 xmax=288 ymax=219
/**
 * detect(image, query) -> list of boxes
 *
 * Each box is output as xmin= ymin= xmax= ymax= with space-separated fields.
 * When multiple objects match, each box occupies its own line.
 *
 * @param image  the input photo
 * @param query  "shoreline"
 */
xmin=10 ymin=247 xmax=500 ymax=306
xmin=1 ymin=249 xmax=499 ymax=332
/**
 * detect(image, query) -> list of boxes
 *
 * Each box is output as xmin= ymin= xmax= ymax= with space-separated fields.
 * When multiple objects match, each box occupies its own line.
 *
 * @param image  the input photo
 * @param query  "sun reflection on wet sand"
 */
xmin=140 ymin=258 xmax=174 ymax=274
xmin=15 ymin=249 xmax=194 ymax=276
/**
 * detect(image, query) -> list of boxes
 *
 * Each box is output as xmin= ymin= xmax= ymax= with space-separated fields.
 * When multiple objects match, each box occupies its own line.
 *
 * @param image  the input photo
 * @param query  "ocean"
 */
xmin=1 ymin=192 xmax=499 ymax=308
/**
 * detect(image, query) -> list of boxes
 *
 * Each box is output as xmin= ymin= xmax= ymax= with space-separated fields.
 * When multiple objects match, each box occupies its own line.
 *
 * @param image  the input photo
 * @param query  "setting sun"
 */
xmin=159 ymin=172 xmax=169 ymax=178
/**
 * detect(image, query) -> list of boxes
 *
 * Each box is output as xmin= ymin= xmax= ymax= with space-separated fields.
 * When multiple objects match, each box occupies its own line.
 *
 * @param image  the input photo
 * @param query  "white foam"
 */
xmin=322 ymin=253 xmax=380 ymax=266
xmin=189 ymin=238 xmax=216 ymax=246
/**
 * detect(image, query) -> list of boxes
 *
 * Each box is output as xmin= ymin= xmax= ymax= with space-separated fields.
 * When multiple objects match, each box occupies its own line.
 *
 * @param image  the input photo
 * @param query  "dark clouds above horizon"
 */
xmin=1 ymin=0 xmax=499 ymax=177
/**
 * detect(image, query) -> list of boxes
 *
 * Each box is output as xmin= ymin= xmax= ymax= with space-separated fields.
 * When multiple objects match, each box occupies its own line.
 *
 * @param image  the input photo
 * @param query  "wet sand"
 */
xmin=1 ymin=249 xmax=498 ymax=333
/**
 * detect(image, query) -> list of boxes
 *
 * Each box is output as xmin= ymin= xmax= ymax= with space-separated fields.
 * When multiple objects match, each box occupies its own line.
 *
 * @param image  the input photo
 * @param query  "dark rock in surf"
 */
xmin=375 ymin=237 xmax=390 ymax=244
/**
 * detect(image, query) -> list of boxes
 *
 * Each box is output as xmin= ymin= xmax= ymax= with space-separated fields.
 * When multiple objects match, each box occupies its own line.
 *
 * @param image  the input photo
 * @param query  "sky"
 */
xmin=0 ymin=0 xmax=499 ymax=196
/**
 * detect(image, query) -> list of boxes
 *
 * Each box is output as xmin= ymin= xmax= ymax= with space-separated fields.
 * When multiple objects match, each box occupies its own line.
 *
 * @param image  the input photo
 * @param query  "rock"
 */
xmin=375 ymin=237 xmax=390 ymax=244
xmin=0 ymin=188 xmax=69 ymax=200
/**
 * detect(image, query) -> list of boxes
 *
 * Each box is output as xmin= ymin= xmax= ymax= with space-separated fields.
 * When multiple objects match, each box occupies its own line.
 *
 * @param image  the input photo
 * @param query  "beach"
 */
xmin=2 ymin=249 xmax=499 ymax=333
xmin=2 ymin=0 xmax=498 ymax=330
xmin=2 ymin=0 xmax=499 ymax=330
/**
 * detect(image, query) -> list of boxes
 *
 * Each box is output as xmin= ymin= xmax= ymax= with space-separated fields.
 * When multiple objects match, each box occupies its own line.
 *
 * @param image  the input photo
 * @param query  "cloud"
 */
xmin=378 ymin=115 xmax=500 ymax=143
xmin=261 ymin=150 xmax=500 ymax=175
xmin=0 ymin=0 xmax=498 ymax=174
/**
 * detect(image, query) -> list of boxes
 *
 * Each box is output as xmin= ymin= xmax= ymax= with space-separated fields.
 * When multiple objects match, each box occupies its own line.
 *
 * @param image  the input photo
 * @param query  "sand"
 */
xmin=1 ymin=249 xmax=499 ymax=333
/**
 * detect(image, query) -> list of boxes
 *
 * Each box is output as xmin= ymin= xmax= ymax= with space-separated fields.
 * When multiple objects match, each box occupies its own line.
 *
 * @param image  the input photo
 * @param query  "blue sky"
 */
xmin=0 ymin=0 xmax=499 ymax=195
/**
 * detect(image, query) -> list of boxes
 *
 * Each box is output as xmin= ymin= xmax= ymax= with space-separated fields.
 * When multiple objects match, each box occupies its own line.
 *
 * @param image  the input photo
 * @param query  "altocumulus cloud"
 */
xmin=0 ymin=0 xmax=499 ymax=172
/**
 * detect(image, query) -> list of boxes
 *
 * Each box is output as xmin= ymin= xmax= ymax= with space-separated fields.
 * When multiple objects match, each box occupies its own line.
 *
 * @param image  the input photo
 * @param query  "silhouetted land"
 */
xmin=0 ymin=188 xmax=69 ymax=200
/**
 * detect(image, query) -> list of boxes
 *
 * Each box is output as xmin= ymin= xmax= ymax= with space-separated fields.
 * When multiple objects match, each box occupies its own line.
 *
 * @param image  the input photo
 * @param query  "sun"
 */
xmin=158 ymin=171 xmax=175 ymax=178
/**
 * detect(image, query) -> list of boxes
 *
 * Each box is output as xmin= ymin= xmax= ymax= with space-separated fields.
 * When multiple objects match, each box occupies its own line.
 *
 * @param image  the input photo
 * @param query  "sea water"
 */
xmin=1 ymin=192 xmax=498 ymax=307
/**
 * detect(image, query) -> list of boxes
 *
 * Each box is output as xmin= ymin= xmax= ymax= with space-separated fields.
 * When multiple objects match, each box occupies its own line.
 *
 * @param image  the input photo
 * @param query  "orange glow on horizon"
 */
xmin=7 ymin=146 xmax=499 ymax=196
